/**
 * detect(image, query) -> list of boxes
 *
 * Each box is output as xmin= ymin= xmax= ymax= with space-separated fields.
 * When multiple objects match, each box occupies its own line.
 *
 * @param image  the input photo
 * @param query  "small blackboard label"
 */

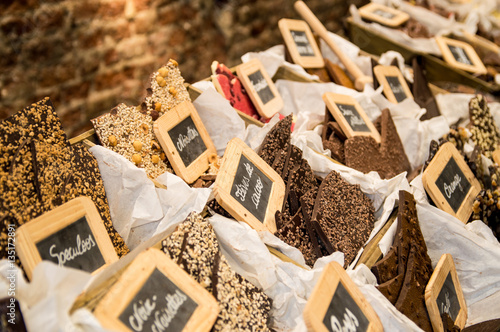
xmin=35 ymin=216 xmax=105 ymax=272
xmin=230 ymin=154 xmax=273 ymax=223
xmin=119 ymin=268 xmax=198 ymax=332
xmin=336 ymin=103 xmax=370 ymax=132
xmin=386 ymin=76 xmax=407 ymax=102
xmin=291 ymin=30 xmax=315 ymax=57
xmin=322 ymin=282 xmax=369 ymax=332
xmin=436 ymin=157 xmax=471 ymax=213
xmin=248 ymin=70 xmax=274 ymax=105
xmin=447 ymin=45 xmax=472 ymax=66
xmin=373 ymin=9 xmax=395 ymax=19
xmin=167 ymin=115 xmax=207 ymax=167
xmin=436 ymin=273 xmax=460 ymax=322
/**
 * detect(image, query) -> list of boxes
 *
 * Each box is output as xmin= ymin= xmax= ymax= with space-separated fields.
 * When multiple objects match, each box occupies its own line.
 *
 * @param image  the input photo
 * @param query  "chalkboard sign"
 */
xmin=422 ymin=142 xmax=481 ymax=223
xmin=94 ymin=248 xmax=220 ymax=332
xmin=425 ymin=254 xmax=467 ymax=331
xmin=35 ymin=216 xmax=105 ymax=272
xmin=278 ymin=19 xmax=324 ymax=68
xmin=16 ymin=197 xmax=119 ymax=280
xmin=303 ymin=262 xmax=383 ymax=332
xmin=119 ymin=268 xmax=198 ymax=332
xmin=154 ymin=101 xmax=217 ymax=184
xmin=213 ymin=137 xmax=285 ymax=233
xmin=237 ymin=59 xmax=284 ymax=119
xmin=435 ymin=36 xmax=487 ymax=75
xmin=358 ymin=3 xmax=409 ymax=27
xmin=373 ymin=65 xmax=413 ymax=104
xmin=323 ymin=92 xmax=381 ymax=143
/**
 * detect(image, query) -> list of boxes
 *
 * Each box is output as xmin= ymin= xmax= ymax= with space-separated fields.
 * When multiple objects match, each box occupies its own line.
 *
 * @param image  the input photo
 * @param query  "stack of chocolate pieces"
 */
xmin=0 ymin=98 xmax=129 ymax=268
xmin=323 ymin=108 xmax=411 ymax=179
xmin=371 ymin=190 xmax=434 ymax=332
xmin=161 ymin=213 xmax=272 ymax=332
xmin=258 ymin=115 xmax=375 ymax=267
xmin=468 ymin=95 xmax=500 ymax=159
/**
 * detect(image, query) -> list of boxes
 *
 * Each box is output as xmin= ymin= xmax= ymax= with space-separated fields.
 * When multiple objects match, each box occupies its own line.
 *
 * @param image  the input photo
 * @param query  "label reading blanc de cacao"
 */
xmin=373 ymin=9 xmax=395 ymax=19
xmin=448 ymin=45 xmax=472 ymax=66
xmin=248 ymin=70 xmax=275 ymax=105
xmin=386 ymin=76 xmax=407 ymax=102
xmin=35 ymin=216 xmax=105 ymax=272
xmin=436 ymin=273 xmax=460 ymax=322
xmin=290 ymin=30 xmax=315 ymax=57
xmin=335 ymin=103 xmax=370 ymax=132
xmin=230 ymin=154 xmax=273 ymax=223
xmin=322 ymin=282 xmax=369 ymax=332
xmin=119 ymin=268 xmax=198 ymax=332
xmin=435 ymin=157 xmax=471 ymax=213
xmin=168 ymin=115 xmax=207 ymax=167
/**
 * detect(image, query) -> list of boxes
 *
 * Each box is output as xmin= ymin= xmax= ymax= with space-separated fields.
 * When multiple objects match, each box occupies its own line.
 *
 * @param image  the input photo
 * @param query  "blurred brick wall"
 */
xmin=0 ymin=0 xmax=367 ymax=137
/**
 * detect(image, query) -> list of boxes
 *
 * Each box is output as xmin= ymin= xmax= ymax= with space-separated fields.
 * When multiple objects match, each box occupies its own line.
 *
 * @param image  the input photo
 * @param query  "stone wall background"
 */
xmin=0 ymin=0 xmax=367 ymax=137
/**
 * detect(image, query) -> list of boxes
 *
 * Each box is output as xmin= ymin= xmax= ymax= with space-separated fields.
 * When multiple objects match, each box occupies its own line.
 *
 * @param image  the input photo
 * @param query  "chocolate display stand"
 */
xmin=236 ymin=59 xmax=284 ymax=119
xmin=278 ymin=18 xmax=325 ymax=68
xmin=303 ymin=261 xmax=383 ymax=332
xmin=358 ymin=3 xmax=410 ymax=28
xmin=16 ymin=197 xmax=119 ymax=280
xmin=154 ymin=101 xmax=217 ymax=184
xmin=213 ymin=138 xmax=285 ymax=233
xmin=93 ymin=248 xmax=219 ymax=332
xmin=422 ymin=142 xmax=481 ymax=223
xmin=425 ymin=254 xmax=467 ymax=332
xmin=435 ymin=36 xmax=487 ymax=75
xmin=323 ymin=92 xmax=381 ymax=144
xmin=373 ymin=65 xmax=413 ymax=104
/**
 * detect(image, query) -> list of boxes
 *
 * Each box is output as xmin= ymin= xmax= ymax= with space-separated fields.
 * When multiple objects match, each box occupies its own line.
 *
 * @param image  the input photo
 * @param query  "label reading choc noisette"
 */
xmin=167 ymin=115 xmax=207 ymax=167
xmin=435 ymin=157 xmax=471 ymax=213
xmin=35 ymin=216 xmax=105 ymax=272
xmin=119 ymin=268 xmax=198 ymax=332
xmin=230 ymin=154 xmax=273 ymax=223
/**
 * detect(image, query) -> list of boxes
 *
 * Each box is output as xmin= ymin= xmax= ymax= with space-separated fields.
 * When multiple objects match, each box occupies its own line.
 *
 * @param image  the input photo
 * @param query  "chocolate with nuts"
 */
xmin=468 ymin=95 xmax=500 ymax=159
xmin=161 ymin=213 xmax=272 ymax=331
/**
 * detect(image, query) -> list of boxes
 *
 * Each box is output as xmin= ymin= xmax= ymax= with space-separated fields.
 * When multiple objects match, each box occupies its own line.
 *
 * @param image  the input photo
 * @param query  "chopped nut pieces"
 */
xmin=161 ymin=213 xmax=272 ymax=331
xmin=469 ymin=95 xmax=500 ymax=159
xmin=91 ymin=103 xmax=172 ymax=179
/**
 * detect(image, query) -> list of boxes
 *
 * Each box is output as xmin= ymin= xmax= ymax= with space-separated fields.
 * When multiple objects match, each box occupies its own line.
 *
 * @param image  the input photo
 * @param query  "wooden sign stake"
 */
xmin=213 ymin=137 xmax=285 ymax=233
xmin=154 ymin=100 xmax=217 ymax=184
xmin=373 ymin=65 xmax=413 ymax=104
xmin=16 ymin=197 xmax=119 ymax=280
xmin=303 ymin=261 xmax=383 ymax=332
xmin=425 ymin=254 xmax=467 ymax=331
xmin=422 ymin=142 xmax=481 ymax=223
xmin=294 ymin=1 xmax=373 ymax=91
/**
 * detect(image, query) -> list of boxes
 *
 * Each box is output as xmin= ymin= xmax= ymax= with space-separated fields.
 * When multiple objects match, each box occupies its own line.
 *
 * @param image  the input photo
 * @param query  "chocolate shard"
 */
xmin=412 ymin=56 xmax=440 ymax=120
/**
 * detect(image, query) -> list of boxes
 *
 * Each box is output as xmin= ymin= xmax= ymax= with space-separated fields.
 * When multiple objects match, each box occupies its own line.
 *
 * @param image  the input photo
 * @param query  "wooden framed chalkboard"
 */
xmin=373 ymin=65 xmax=413 ymax=104
xmin=422 ymin=142 xmax=481 ymax=223
xmin=323 ymin=92 xmax=381 ymax=143
xmin=278 ymin=18 xmax=325 ymax=68
xmin=236 ymin=59 xmax=284 ymax=119
xmin=303 ymin=261 xmax=383 ymax=332
xmin=425 ymin=254 xmax=467 ymax=331
xmin=213 ymin=137 xmax=285 ymax=233
xmin=94 ymin=248 xmax=219 ymax=332
xmin=435 ymin=36 xmax=487 ymax=75
xmin=16 ymin=197 xmax=119 ymax=280
xmin=154 ymin=101 xmax=217 ymax=184
xmin=358 ymin=3 xmax=409 ymax=28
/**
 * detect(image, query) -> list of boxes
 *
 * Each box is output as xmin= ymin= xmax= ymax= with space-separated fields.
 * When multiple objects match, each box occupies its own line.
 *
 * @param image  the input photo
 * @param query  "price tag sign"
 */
xmin=213 ymin=137 xmax=285 ymax=233
xmin=373 ymin=65 xmax=413 ymax=104
xmin=154 ymin=101 xmax=217 ymax=184
xmin=278 ymin=18 xmax=325 ymax=68
xmin=422 ymin=142 xmax=481 ymax=223
xmin=435 ymin=36 xmax=487 ymax=75
xmin=425 ymin=254 xmax=467 ymax=331
xmin=94 ymin=248 xmax=219 ymax=332
xmin=358 ymin=3 xmax=410 ymax=27
xmin=303 ymin=261 xmax=383 ymax=332
xmin=237 ymin=59 xmax=284 ymax=119
xmin=323 ymin=92 xmax=381 ymax=143
xmin=16 ymin=197 xmax=119 ymax=280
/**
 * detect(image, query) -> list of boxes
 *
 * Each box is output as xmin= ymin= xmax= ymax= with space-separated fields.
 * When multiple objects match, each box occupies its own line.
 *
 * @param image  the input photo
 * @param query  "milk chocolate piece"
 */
xmin=377 ymin=273 xmax=404 ymax=305
xmin=412 ymin=57 xmax=441 ymax=120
